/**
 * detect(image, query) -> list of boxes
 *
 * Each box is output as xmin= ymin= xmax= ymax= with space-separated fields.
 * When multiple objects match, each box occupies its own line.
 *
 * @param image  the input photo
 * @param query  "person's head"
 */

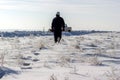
xmin=56 ymin=12 xmax=60 ymax=17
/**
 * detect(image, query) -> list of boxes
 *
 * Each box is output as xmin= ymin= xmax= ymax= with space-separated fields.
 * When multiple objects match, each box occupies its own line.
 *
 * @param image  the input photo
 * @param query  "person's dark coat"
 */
xmin=52 ymin=15 xmax=65 ymax=31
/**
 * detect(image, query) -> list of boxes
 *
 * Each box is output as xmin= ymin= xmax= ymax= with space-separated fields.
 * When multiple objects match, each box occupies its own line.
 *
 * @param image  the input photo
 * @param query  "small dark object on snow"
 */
xmin=23 ymin=63 xmax=30 ymax=66
xmin=34 ymin=53 xmax=40 ymax=56
xmin=33 ymin=59 xmax=39 ymax=62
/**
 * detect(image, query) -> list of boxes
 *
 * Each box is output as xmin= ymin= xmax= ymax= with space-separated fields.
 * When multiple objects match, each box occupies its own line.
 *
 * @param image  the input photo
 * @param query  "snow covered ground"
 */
xmin=0 ymin=32 xmax=120 ymax=80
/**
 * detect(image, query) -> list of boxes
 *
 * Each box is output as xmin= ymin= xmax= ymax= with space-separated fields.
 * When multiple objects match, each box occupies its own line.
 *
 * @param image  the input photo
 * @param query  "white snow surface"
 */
xmin=0 ymin=32 xmax=120 ymax=80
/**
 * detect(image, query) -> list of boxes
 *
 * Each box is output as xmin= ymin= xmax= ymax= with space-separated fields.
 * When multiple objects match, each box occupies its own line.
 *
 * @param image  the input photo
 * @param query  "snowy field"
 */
xmin=0 ymin=32 xmax=120 ymax=80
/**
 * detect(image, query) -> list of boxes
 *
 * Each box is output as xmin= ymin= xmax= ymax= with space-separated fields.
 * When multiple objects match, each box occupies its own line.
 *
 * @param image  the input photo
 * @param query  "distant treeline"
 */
xmin=0 ymin=30 xmax=110 ymax=37
xmin=0 ymin=31 xmax=44 ymax=37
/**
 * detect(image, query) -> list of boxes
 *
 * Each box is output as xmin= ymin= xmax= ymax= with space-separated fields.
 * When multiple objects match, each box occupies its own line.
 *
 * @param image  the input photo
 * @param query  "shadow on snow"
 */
xmin=84 ymin=53 xmax=120 ymax=59
xmin=84 ymin=54 xmax=120 ymax=65
xmin=0 ymin=67 xmax=20 ymax=79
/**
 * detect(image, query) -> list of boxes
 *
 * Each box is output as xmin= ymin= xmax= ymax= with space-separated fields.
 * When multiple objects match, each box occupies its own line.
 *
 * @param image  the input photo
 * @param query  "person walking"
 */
xmin=51 ymin=12 xmax=65 ymax=43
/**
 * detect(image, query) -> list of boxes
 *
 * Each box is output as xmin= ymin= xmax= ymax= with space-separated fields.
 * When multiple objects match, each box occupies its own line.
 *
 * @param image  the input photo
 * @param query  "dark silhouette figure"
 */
xmin=51 ymin=12 xmax=65 ymax=43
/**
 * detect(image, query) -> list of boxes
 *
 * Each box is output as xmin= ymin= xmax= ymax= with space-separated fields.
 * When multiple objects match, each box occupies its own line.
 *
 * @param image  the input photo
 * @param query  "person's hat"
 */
xmin=56 ymin=12 xmax=60 ymax=16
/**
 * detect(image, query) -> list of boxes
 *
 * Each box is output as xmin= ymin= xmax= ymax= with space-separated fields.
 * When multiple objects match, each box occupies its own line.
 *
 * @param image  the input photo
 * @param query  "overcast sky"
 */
xmin=0 ymin=0 xmax=120 ymax=31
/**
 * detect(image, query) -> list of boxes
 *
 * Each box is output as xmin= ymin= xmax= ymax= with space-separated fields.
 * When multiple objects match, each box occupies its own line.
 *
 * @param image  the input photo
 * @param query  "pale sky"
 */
xmin=0 ymin=0 xmax=120 ymax=31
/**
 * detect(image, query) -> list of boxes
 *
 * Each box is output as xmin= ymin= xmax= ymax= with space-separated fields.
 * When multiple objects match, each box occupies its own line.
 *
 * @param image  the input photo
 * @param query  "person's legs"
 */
xmin=54 ymin=30 xmax=62 ymax=43
xmin=54 ymin=32 xmax=58 ymax=43
xmin=58 ymin=31 xmax=62 ymax=43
